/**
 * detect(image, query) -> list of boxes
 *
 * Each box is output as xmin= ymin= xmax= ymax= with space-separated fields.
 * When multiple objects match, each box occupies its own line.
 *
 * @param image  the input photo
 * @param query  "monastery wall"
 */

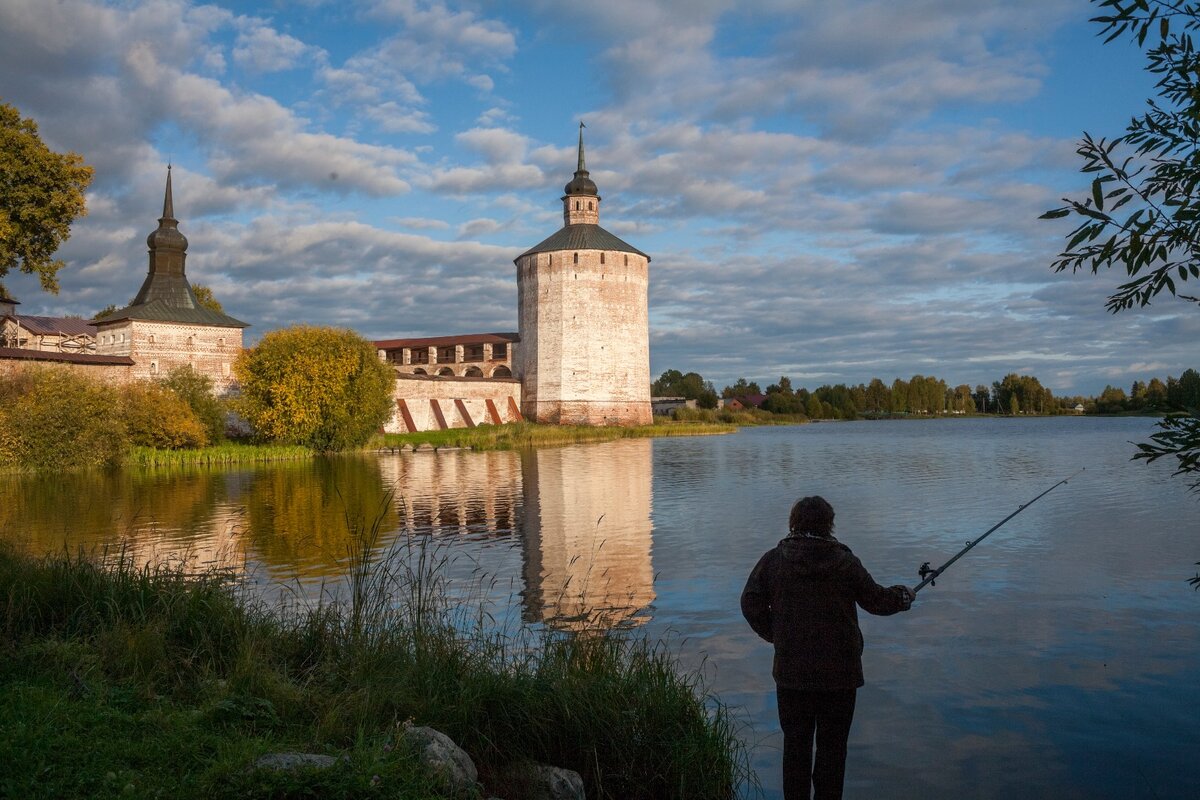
xmin=386 ymin=374 xmax=523 ymax=433
xmin=0 ymin=352 xmax=133 ymax=385
xmin=517 ymin=248 xmax=652 ymax=425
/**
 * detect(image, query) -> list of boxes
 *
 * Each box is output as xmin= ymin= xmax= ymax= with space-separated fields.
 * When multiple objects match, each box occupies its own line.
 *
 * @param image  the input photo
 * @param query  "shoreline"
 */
xmin=0 ymin=544 xmax=748 ymax=799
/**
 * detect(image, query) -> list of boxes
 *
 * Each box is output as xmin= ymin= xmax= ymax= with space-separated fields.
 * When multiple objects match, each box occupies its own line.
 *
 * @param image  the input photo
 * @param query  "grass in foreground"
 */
xmin=371 ymin=419 xmax=736 ymax=451
xmin=0 ymin=536 xmax=750 ymax=799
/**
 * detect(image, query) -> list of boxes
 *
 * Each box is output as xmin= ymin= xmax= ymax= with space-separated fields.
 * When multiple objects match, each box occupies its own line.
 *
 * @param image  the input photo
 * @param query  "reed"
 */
xmin=0 ymin=528 xmax=752 ymax=799
xmin=128 ymin=442 xmax=315 ymax=467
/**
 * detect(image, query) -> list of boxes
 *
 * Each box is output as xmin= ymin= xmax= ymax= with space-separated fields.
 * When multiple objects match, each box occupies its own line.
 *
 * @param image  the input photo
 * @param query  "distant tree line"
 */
xmin=652 ymin=367 xmax=1200 ymax=421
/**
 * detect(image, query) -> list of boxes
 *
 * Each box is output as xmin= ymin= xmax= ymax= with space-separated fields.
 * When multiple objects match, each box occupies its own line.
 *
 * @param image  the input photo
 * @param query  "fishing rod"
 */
xmin=913 ymin=467 xmax=1086 ymax=594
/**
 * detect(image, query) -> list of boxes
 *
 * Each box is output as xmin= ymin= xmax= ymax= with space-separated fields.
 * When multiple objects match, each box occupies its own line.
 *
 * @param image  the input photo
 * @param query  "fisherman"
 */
xmin=741 ymin=495 xmax=915 ymax=800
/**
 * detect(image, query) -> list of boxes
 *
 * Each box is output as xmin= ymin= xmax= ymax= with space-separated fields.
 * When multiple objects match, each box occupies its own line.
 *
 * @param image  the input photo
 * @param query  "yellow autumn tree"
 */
xmin=233 ymin=326 xmax=394 ymax=451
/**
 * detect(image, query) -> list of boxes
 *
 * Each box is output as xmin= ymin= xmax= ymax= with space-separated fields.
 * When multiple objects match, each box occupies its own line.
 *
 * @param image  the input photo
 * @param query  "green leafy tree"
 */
xmin=1097 ymin=385 xmax=1130 ymax=414
xmin=233 ymin=325 xmax=394 ymax=451
xmin=161 ymin=366 xmax=225 ymax=443
xmin=1042 ymin=1 xmax=1200 ymax=497
xmin=0 ymin=103 xmax=94 ymax=298
xmin=722 ymin=378 xmax=762 ymax=399
xmin=762 ymin=390 xmax=804 ymax=415
xmin=121 ymin=381 xmax=207 ymax=449
xmin=0 ymin=369 xmax=126 ymax=469
xmin=864 ymin=378 xmax=890 ymax=413
xmin=191 ymin=283 xmax=224 ymax=314
xmin=651 ymin=369 xmax=719 ymax=408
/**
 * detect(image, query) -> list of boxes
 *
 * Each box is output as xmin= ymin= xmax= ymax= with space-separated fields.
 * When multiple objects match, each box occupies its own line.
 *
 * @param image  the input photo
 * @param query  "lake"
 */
xmin=2 ymin=416 xmax=1197 ymax=798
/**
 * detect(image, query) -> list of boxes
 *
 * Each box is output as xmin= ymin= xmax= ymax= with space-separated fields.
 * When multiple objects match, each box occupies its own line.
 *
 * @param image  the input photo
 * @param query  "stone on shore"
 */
xmin=498 ymin=760 xmax=585 ymax=800
xmin=401 ymin=723 xmax=479 ymax=797
xmin=252 ymin=752 xmax=339 ymax=771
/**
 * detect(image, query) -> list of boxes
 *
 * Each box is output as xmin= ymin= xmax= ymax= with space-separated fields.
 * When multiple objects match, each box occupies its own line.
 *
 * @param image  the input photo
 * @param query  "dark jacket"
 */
xmin=741 ymin=534 xmax=910 ymax=690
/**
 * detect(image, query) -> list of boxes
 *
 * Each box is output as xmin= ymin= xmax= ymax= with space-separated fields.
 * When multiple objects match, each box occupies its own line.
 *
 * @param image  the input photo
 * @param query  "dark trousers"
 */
xmin=777 ymin=686 xmax=857 ymax=800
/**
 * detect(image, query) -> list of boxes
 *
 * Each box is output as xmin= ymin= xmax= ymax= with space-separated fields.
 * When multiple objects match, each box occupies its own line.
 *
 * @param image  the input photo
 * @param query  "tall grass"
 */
xmin=0 ymin=521 xmax=752 ymax=799
xmin=371 ymin=419 xmax=735 ymax=451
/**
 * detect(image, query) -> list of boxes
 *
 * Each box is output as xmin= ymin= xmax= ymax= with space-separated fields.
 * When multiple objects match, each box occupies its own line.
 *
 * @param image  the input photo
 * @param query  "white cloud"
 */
xmin=125 ymin=43 xmax=414 ymax=195
xmin=232 ymin=23 xmax=314 ymax=73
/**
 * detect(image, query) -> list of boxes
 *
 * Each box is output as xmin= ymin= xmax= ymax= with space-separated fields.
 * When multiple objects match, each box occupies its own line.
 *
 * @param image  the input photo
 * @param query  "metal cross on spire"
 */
xmin=577 ymin=121 xmax=587 ymax=173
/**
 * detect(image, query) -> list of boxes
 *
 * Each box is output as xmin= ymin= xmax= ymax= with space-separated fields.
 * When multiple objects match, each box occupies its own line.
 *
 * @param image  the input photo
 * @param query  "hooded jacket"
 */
xmin=741 ymin=534 xmax=910 ymax=690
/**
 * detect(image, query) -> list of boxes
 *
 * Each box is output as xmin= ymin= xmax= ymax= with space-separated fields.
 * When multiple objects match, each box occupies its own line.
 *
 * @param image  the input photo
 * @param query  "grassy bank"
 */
xmin=118 ymin=421 xmax=737 ymax=467
xmin=128 ymin=442 xmax=316 ymax=467
xmin=0 ymin=540 xmax=749 ymax=799
xmin=370 ymin=419 xmax=736 ymax=451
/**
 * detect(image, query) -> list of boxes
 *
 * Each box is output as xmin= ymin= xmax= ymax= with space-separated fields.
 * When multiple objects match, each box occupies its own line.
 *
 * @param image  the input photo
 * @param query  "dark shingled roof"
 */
xmin=516 ymin=224 xmax=649 ymax=262
xmin=94 ymin=297 xmax=248 ymax=328
xmin=0 ymin=347 xmax=134 ymax=366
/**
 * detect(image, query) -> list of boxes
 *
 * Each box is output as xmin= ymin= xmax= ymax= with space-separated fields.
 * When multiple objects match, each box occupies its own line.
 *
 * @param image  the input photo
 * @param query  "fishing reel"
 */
xmin=918 ymin=561 xmax=940 ymax=586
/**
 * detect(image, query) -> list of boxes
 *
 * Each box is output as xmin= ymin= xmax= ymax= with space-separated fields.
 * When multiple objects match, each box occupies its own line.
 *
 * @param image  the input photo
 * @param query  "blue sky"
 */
xmin=1 ymin=0 xmax=1195 ymax=396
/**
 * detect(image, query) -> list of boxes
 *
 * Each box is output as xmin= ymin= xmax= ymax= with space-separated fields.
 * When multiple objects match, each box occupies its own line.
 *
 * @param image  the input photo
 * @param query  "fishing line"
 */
xmin=914 ymin=467 xmax=1085 ymax=594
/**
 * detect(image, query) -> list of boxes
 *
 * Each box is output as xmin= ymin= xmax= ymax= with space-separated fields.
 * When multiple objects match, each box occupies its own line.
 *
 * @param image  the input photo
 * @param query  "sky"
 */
xmin=1 ymin=0 xmax=1196 ymax=397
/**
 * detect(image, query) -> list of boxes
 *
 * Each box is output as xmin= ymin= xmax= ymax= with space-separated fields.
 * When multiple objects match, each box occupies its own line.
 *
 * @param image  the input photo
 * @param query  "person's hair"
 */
xmin=789 ymin=495 xmax=835 ymax=536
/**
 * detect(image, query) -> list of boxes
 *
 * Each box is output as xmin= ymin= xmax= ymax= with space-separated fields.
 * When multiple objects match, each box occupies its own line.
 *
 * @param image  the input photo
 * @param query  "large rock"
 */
xmin=401 ymin=724 xmax=479 ymax=797
xmin=528 ymin=763 xmax=585 ymax=800
xmin=253 ymin=752 xmax=339 ymax=771
xmin=499 ymin=761 xmax=585 ymax=800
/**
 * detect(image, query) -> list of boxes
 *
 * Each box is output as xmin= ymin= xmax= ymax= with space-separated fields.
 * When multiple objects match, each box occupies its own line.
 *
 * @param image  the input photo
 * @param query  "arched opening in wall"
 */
xmin=148 ymin=334 xmax=155 ymax=344
xmin=588 ymin=201 xmax=593 ymax=210
xmin=600 ymin=252 xmax=605 ymax=264
xmin=187 ymin=335 xmax=194 ymax=346
xmin=492 ymin=365 xmax=512 ymax=378
xmin=464 ymin=366 xmax=483 ymax=377
xmin=437 ymin=367 xmax=454 ymax=376
xmin=575 ymin=200 xmax=580 ymax=210
xmin=573 ymin=252 xmax=579 ymax=264
xmin=624 ymin=254 xmax=629 ymax=266
xmin=412 ymin=368 xmax=427 ymax=375
xmin=149 ymin=361 xmax=158 ymax=375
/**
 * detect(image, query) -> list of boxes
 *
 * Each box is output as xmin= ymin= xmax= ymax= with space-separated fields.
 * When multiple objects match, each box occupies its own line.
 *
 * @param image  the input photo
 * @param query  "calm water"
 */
xmin=3 ymin=417 xmax=1197 ymax=798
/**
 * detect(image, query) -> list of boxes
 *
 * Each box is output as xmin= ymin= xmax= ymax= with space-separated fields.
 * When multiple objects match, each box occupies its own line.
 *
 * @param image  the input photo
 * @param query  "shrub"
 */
xmin=121 ymin=380 xmax=208 ymax=449
xmin=161 ymin=365 xmax=226 ymax=443
xmin=233 ymin=326 xmax=394 ymax=451
xmin=0 ymin=367 xmax=127 ymax=469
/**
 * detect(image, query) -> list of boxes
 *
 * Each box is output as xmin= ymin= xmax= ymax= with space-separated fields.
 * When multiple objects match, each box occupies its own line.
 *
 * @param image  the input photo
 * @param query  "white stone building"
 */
xmin=512 ymin=125 xmax=652 ymax=426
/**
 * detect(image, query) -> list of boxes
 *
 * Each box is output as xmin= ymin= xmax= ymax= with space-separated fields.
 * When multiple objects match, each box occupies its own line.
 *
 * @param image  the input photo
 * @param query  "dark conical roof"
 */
xmin=517 ymin=224 xmax=649 ymax=262
xmin=563 ymin=121 xmax=598 ymax=196
xmin=95 ymin=166 xmax=247 ymax=329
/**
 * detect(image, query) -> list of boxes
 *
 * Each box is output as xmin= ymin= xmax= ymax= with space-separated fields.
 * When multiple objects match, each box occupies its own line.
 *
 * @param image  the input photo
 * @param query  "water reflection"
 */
xmin=0 ymin=466 xmax=247 ymax=573
xmin=380 ymin=450 xmax=521 ymax=540
xmin=519 ymin=440 xmax=655 ymax=629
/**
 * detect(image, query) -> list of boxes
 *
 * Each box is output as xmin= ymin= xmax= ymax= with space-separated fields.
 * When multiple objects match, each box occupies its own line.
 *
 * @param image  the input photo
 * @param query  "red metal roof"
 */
xmin=374 ymin=332 xmax=519 ymax=350
xmin=12 ymin=315 xmax=97 ymax=337
xmin=0 ymin=347 xmax=134 ymax=366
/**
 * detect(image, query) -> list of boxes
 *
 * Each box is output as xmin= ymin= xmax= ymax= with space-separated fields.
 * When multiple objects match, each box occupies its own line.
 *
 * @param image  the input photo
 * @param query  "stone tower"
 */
xmin=94 ymin=166 xmax=247 ymax=392
xmin=515 ymin=125 xmax=652 ymax=426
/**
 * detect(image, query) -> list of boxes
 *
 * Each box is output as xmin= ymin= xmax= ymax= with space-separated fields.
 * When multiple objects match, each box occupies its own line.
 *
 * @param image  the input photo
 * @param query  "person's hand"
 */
xmin=897 ymin=585 xmax=915 ymax=610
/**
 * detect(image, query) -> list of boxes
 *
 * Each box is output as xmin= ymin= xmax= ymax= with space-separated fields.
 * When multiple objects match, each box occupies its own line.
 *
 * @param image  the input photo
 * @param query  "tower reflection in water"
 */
xmin=380 ymin=439 xmax=655 ymax=630
xmin=519 ymin=440 xmax=655 ymax=629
